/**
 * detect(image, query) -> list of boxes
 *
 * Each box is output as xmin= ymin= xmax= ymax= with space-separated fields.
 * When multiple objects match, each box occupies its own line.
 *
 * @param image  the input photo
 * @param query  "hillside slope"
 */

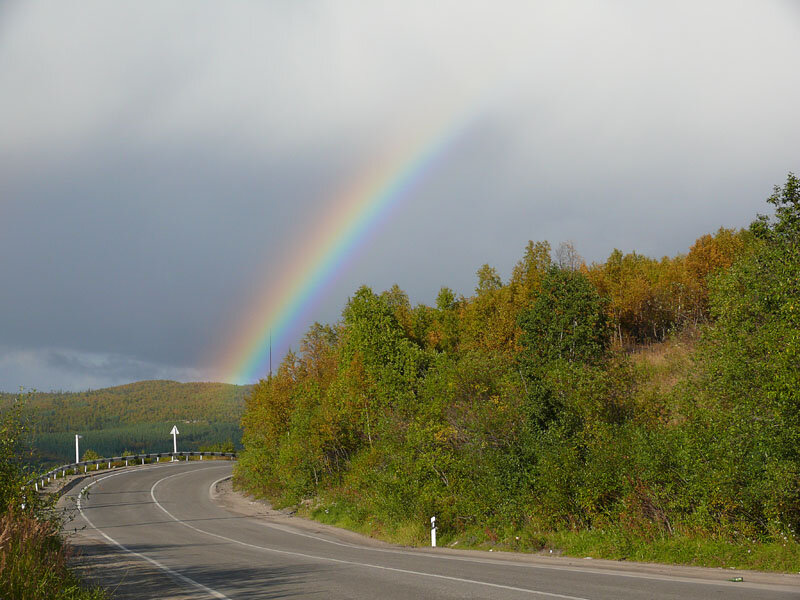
xmin=2 ymin=380 xmax=252 ymax=464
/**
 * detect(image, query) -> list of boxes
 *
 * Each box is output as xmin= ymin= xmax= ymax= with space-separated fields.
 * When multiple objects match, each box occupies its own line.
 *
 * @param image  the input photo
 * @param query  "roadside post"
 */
xmin=75 ymin=434 xmax=83 ymax=464
xmin=431 ymin=516 xmax=437 ymax=547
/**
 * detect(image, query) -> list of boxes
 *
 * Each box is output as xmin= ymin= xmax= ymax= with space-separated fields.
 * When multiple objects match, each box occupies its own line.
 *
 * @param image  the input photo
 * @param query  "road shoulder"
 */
xmin=212 ymin=477 xmax=800 ymax=592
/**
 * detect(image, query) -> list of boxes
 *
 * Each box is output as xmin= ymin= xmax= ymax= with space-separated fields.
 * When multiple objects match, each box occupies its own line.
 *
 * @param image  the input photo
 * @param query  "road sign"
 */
xmin=170 ymin=425 xmax=179 ymax=454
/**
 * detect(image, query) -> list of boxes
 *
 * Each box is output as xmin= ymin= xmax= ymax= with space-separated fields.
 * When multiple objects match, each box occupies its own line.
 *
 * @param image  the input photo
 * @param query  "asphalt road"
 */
xmin=61 ymin=461 xmax=799 ymax=599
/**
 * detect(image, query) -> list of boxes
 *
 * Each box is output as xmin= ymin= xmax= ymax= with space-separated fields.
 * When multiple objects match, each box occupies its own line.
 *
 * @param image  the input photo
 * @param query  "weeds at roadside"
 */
xmin=0 ymin=510 xmax=108 ymax=600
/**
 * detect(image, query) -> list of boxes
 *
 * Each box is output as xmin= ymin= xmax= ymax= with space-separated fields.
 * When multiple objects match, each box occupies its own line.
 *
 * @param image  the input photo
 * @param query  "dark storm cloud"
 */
xmin=41 ymin=348 xmax=189 ymax=384
xmin=0 ymin=143 xmax=349 ymax=365
xmin=1 ymin=1 xmax=799 ymax=390
xmin=0 ymin=345 xmax=204 ymax=392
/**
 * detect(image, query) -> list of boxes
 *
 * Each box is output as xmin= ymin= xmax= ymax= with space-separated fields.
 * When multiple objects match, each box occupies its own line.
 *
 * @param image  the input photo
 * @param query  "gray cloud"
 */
xmin=1 ymin=1 xmax=799 ymax=390
xmin=0 ymin=346 xmax=204 ymax=393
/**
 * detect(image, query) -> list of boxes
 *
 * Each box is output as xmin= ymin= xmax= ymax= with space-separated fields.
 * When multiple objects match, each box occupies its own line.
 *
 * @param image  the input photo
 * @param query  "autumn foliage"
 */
xmin=236 ymin=174 xmax=800 ymax=559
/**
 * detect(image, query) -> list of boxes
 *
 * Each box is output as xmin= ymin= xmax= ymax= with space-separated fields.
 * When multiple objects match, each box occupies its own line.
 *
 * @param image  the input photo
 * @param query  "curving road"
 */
xmin=60 ymin=462 xmax=799 ymax=599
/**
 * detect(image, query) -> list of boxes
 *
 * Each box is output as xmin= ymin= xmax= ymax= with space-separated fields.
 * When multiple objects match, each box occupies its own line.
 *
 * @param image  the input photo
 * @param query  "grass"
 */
xmin=627 ymin=330 xmax=697 ymax=423
xmin=0 ymin=510 xmax=108 ymax=600
xmin=307 ymin=499 xmax=425 ymax=546
xmin=298 ymin=495 xmax=800 ymax=573
xmin=546 ymin=528 xmax=800 ymax=573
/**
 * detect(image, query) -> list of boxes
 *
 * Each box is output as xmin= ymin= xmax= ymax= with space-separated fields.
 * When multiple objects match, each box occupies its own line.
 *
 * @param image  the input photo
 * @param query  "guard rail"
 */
xmin=28 ymin=451 xmax=237 ymax=491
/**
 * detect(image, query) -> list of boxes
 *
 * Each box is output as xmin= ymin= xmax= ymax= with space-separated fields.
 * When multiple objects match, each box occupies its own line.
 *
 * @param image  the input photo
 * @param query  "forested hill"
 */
xmin=1 ymin=380 xmax=250 ymax=432
xmin=2 ymin=380 xmax=252 ymax=464
xmin=235 ymin=173 xmax=800 ymax=570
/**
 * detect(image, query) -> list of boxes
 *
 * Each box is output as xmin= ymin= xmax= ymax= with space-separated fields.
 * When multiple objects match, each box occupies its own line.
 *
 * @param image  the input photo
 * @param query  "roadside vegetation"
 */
xmin=235 ymin=173 xmax=800 ymax=572
xmin=0 ymin=394 xmax=108 ymax=599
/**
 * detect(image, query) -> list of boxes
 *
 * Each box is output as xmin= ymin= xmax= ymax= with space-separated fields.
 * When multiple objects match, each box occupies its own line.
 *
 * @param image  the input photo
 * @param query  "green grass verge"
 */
xmin=546 ymin=528 xmax=800 ymax=572
xmin=299 ymin=497 xmax=800 ymax=573
xmin=306 ymin=500 xmax=425 ymax=546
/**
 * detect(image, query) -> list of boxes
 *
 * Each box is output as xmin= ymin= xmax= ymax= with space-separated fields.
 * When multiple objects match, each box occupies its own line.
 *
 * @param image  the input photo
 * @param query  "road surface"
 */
xmin=60 ymin=461 xmax=799 ymax=599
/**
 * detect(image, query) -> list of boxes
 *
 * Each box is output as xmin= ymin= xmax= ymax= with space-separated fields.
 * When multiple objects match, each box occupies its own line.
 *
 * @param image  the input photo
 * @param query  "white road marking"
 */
xmin=76 ymin=465 xmax=231 ymax=600
xmin=153 ymin=470 xmax=590 ymax=600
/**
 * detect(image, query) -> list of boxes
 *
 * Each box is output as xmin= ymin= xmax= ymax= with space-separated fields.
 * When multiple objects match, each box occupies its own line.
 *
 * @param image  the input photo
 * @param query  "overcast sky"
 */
xmin=1 ymin=1 xmax=799 ymax=391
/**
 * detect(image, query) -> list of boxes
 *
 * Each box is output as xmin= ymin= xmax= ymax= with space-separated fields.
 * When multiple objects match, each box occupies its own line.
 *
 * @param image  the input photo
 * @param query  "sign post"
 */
xmin=75 ymin=434 xmax=83 ymax=464
xmin=170 ymin=425 xmax=179 ymax=461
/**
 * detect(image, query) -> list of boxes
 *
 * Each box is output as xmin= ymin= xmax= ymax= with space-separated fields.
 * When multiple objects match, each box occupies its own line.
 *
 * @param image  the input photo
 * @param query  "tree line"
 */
xmin=0 ymin=380 xmax=249 ymax=465
xmin=0 ymin=380 xmax=249 ymax=432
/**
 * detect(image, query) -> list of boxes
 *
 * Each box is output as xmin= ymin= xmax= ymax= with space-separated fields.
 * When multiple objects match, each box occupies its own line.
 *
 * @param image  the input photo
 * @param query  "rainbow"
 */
xmin=216 ymin=112 xmax=478 ymax=385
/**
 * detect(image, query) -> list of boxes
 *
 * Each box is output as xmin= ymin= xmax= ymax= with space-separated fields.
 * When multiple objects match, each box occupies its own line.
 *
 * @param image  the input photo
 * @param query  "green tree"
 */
xmin=462 ymin=265 xmax=519 ymax=355
xmin=0 ymin=392 xmax=37 ymax=512
xmin=687 ymin=172 xmax=800 ymax=535
xmin=81 ymin=449 xmax=101 ymax=461
xmin=753 ymin=171 xmax=800 ymax=247
xmin=341 ymin=285 xmax=426 ymax=413
xmin=518 ymin=266 xmax=609 ymax=368
xmin=475 ymin=264 xmax=502 ymax=293
xmin=509 ymin=240 xmax=551 ymax=306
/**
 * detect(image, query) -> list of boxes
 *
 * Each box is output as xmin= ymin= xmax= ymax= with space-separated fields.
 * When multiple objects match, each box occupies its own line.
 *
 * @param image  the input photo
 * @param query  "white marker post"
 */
xmin=75 ymin=434 xmax=83 ymax=464
xmin=431 ymin=516 xmax=437 ymax=548
xmin=170 ymin=425 xmax=180 ymax=461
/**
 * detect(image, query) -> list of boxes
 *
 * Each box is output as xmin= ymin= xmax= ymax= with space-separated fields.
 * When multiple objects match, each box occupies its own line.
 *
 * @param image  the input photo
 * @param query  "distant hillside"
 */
xmin=1 ymin=380 xmax=250 ymax=431
xmin=1 ymin=380 xmax=252 ymax=464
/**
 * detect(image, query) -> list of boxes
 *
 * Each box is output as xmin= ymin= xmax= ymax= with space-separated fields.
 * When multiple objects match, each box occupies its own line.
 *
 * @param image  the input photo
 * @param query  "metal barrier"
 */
xmin=28 ymin=451 xmax=237 ymax=491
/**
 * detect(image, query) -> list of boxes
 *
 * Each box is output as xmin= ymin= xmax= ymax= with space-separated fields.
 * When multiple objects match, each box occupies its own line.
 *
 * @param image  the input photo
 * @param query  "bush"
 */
xmin=1 ymin=393 xmax=107 ymax=598
xmin=0 ymin=510 xmax=107 ymax=600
